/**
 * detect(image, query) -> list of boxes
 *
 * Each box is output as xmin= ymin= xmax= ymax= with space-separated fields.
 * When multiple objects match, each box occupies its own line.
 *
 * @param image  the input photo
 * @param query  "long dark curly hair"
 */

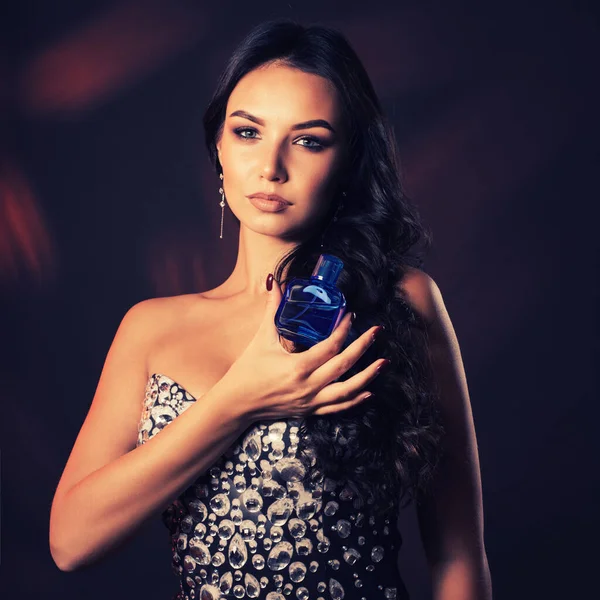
xmin=203 ymin=19 xmax=445 ymax=518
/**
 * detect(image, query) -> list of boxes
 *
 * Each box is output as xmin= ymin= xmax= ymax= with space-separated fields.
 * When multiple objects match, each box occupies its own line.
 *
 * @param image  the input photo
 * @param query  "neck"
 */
xmin=214 ymin=225 xmax=299 ymax=299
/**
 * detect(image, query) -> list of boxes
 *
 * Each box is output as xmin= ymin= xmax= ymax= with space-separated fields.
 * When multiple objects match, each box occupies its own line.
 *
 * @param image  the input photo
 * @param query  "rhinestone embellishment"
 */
xmin=137 ymin=374 xmax=405 ymax=600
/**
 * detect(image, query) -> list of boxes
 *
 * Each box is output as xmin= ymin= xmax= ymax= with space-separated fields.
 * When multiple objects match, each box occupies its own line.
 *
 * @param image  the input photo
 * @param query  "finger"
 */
xmin=337 ymin=356 xmax=388 ymax=392
xmin=332 ymin=306 xmax=348 ymax=331
xmin=262 ymin=273 xmax=285 ymax=344
xmin=313 ymin=391 xmax=373 ymax=416
xmin=308 ymin=323 xmax=382 ymax=387
xmin=300 ymin=310 xmax=355 ymax=370
xmin=311 ymin=355 xmax=384 ymax=410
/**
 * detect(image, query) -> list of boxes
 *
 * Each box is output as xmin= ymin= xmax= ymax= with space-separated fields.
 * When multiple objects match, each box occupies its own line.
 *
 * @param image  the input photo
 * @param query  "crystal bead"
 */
xmin=198 ymin=584 xmax=221 ymax=600
xmin=336 ymin=519 xmax=351 ymax=538
xmin=210 ymin=494 xmax=230 ymax=517
xmin=329 ymin=577 xmax=345 ymax=599
xmin=267 ymin=541 xmax=294 ymax=571
xmin=245 ymin=573 xmax=260 ymax=598
xmin=316 ymin=528 xmax=330 ymax=553
xmin=252 ymin=554 xmax=265 ymax=570
xmin=289 ymin=561 xmax=308 ymax=582
xmin=218 ymin=519 xmax=235 ymax=540
xmin=219 ymin=572 xmax=233 ymax=594
xmin=189 ymin=538 xmax=211 ymax=565
xmin=288 ymin=518 xmax=307 ymax=539
xmin=211 ymin=552 xmax=225 ymax=567
xmin=295 ymin=537 xmax=313 ymax=555
xmin=270 ymin=526 xmax=284 ymax=542
xmin=324 ymin=501 xmax=339 ymax=516
xmin=343 ymin=548 xmax=361 ymax=565
xmin=371 ymin=545 xmax=385 ymax=563
xmin=242 ymin=488 xmax=263 ymax=513
xmin=240 ymin=520 xmax=257 ymax=541
xmin=267 ymin=498 xmax=294 ymax=526
xmin=228 ymin=533 xmax=248 ymax=568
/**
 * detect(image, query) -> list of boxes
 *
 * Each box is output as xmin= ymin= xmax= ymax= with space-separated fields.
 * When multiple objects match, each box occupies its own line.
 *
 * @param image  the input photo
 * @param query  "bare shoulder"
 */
xmin=395 ymin=266 xmax=445 ymax=327
xmin=396 ymin=267 xmax=466 ymax=397
xmin=121 ymin=293 xmax=201 ymax=343
xmin=124 ymin=293 xmax=196 ymax=321
xmin=49 ymin=292 xmax=203 ymax=524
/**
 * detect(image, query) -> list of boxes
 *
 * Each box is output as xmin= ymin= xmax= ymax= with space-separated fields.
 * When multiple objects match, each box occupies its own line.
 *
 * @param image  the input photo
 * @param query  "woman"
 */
xmin=49 ymin=19 xmax=492 ymax=600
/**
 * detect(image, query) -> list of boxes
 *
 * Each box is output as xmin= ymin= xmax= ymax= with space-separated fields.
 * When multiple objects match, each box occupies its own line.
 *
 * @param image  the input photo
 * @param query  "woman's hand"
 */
xmin=220 ymin=274 xmax=388 ymax=421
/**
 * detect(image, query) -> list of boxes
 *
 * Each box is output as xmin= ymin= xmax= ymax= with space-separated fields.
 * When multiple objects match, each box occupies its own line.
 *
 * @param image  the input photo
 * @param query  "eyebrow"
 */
xmin=228 ymin=109 xmax=336 ymax=133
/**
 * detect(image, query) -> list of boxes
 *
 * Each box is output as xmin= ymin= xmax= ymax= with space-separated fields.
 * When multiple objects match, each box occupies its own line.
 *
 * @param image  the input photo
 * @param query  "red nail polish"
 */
xmin=376 ymin=359 xmax=391 ymax=373
xmin=266 ymin=273 xmax=273 ymax=291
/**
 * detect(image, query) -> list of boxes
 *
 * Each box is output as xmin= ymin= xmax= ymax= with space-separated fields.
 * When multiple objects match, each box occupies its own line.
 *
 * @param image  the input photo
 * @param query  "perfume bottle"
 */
xmin=275 ymin=254 xmax=347 ymax=348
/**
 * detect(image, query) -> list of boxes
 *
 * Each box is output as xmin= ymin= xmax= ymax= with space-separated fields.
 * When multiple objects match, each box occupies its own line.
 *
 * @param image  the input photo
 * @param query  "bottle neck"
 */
xmin=310 ymin=274 xmax=337 ymax=285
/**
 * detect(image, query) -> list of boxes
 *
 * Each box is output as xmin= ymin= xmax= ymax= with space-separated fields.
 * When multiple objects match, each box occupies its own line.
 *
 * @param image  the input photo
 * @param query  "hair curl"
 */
xmin=203 ymin=19 xmax=445 ymax=518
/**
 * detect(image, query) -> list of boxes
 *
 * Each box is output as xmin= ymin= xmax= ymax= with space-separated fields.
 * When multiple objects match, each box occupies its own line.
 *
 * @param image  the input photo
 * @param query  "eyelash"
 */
xmin=232 ymin=127 xmax=325 ymax=152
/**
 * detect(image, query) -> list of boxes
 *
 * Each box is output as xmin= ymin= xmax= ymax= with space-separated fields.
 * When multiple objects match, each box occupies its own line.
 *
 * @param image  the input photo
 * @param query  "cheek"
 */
xmin=298 ymin=154 xmax=339 ymax=188
xmin=307 ymin=164 xmax=341 ymax=201
xmin=221 ymin=144 xmax=252 ymax=181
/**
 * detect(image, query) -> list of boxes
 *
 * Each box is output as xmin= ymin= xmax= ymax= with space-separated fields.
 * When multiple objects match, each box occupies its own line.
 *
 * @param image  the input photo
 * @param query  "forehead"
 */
xmin=226 ymin=62 xmax=342 ymax=123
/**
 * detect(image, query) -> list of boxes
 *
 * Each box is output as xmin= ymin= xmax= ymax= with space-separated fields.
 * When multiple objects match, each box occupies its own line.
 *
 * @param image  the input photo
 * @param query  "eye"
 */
xmin=233 ymin=127 xmax=259 ymax=139
xmin=232 ymin=127 xmax=326 ymax=152
xmin=296 ymin=137 xmax=325 ymax=152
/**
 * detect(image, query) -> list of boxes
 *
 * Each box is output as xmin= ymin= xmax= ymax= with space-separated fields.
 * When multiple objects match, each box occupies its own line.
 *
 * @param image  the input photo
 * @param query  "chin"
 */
xmin=242 ymin=218 xmax=305 ymax=240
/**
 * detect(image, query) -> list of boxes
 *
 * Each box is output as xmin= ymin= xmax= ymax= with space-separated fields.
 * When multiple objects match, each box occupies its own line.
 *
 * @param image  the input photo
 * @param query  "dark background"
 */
xmin=1 ymin=1 xmax=598 ymax=598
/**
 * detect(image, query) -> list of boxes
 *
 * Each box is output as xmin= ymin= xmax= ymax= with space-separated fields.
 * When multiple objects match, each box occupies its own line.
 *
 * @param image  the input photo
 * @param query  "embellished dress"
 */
xmin=137 ymin=373 xmax=410 ymax=600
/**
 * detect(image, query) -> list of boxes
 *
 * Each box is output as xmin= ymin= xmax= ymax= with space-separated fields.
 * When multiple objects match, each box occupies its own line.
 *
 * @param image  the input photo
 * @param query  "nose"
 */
xmin=261 ymin=143 xmax=288 ymax=182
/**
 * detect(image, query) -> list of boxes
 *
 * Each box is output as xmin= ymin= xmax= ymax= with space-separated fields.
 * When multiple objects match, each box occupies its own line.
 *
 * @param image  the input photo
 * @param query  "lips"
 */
xmin=248 ymin=195 xmax=290 ymax=212
xmin=247 ymin=193 xmax=291 ymax=205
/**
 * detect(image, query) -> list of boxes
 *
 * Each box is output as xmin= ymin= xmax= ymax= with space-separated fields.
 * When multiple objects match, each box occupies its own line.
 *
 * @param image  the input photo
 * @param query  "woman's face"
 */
xmin=216 ymin=61 xmax=347 ymax=241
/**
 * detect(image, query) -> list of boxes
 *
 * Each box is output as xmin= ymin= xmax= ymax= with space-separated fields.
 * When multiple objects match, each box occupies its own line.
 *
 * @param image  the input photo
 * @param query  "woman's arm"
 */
xmin=49 ymin=300 xmax=253 ymax=572
xmin=399 ymin=269 xmax=493 ymax=600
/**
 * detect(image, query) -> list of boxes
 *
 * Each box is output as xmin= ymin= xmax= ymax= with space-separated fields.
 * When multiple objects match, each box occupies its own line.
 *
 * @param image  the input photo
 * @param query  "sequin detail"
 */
xmin=138 ymin=374 xmax=408 ymax=600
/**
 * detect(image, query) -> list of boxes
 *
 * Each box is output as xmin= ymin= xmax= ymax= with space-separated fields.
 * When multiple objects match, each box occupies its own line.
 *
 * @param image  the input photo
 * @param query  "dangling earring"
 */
xmin=218 ymin=173 xmax=225 ymax=239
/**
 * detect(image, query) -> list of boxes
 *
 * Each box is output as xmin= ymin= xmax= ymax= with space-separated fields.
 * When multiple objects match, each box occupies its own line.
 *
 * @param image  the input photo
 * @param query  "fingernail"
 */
xmin=371 ymin=325 xmax=383 ymax=342
xmin=266 ymin=273 xmax=273 ymax=291
xmin=376 ymin=359 xmax=391 ymax=373
xmin=351 ymin=311 xmax=357 ymax=323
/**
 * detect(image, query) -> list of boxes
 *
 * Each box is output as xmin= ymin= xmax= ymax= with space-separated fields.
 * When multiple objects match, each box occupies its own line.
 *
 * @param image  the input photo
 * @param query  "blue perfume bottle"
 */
xmin=275 ymin=254 xmax=347 ymax=348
